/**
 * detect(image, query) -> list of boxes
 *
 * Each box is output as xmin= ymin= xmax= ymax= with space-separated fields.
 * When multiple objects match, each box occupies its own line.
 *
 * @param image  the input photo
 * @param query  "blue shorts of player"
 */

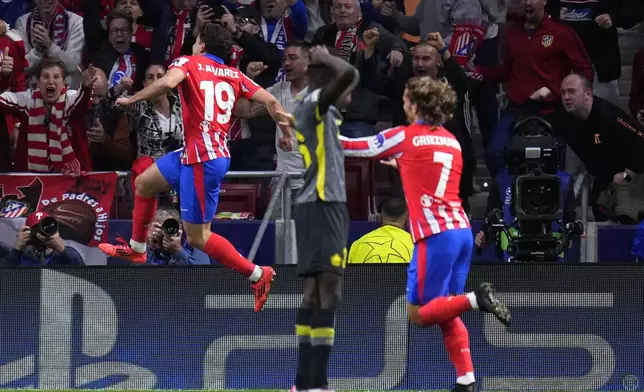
xmin=406 ymin=228 xmax=473 ymax=306
xmin=156 ymin=150 xmax=230 ymax=224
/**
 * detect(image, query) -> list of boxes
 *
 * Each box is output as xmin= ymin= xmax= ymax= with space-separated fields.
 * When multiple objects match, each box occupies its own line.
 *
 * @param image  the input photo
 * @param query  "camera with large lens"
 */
xmin=28 ymin=216 xmax=59 ymax=259
xmin=161 ymin=218 xmax=180 ymax=236
xmin=481 ymin=116 xmax=583 ymax=262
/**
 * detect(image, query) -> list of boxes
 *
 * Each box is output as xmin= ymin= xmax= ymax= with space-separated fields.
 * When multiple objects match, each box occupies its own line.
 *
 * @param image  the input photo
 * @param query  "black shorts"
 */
xmin=295 ymin=201 xmax=349 ymax=276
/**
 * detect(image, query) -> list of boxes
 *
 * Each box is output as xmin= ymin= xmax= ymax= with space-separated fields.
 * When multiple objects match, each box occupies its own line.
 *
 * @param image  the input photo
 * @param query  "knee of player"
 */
xmin=134 ymin=175 xmax=154 ymax=198
xmin=185 ymin=231 xmax=208 ymax=249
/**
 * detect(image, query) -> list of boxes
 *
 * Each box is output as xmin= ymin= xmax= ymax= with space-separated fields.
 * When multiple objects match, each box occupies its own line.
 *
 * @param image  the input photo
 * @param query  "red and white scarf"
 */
xmin=108 ymin=51 xmax=137 ymax=88
xmin=27 ymin=3 xmax=70 ymax=51
xmin=27 ymin=88 xmax=80 ymax=173
xmin=334 ymin=21 xmax=363 ymax=62
xmin=447 ymin=18 xmax=487 ymax=80
xmin=165 ymin=7 xmax=192 ymax=64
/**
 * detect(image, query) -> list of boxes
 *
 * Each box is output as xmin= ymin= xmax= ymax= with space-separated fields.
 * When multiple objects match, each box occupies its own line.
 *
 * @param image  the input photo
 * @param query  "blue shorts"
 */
xmin=156 ymin=150 xmax=230 ymax=224
xmin=406 ymin=228 xmax=473 ymax=306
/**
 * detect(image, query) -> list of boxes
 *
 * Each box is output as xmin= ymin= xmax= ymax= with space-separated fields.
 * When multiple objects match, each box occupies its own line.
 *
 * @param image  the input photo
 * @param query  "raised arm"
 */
xmin=310 ymin=46 xmax=360 ymax=116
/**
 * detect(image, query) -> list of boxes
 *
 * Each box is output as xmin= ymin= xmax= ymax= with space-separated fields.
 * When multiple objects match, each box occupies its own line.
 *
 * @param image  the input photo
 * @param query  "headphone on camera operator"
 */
xmin=476 ymin=112 xmax=583 ymax=263
xmin=7 ymin=212 xmax=84 ymax=266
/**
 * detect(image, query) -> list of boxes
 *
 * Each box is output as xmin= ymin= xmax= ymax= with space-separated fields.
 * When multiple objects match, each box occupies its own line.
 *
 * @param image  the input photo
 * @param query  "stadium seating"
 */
xmin=344 ymin=158 xmax=375 ymax=221
xmin=217 ymin=183 xmax=262 ymax=217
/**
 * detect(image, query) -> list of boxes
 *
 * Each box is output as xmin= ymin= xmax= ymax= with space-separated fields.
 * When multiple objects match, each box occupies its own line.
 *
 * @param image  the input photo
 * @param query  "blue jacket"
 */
xmin=632 ymin=220 xmax=644 ymax=260
xmin=4 ymin=246 xmax=84 ymax=266
xmin=146 ymin=237 xmax=211 ymax=265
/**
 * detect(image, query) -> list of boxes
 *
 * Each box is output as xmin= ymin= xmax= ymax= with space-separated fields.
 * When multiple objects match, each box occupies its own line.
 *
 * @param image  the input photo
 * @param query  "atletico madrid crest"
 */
xmin=0 ymin=200 xmax=28 ymax=218
xmin=542 ymin=35 xmax=554 ymax=48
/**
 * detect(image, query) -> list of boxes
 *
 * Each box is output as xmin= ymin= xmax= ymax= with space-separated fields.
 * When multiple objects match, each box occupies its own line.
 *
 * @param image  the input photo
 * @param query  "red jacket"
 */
xmin=483 ymin=15 xmax=594 ymax=106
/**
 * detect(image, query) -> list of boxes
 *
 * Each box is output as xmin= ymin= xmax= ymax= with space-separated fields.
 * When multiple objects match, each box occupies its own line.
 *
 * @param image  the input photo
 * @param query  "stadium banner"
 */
xmin=0 ymin=265 xmax=641 ymax=391
xmin=0 ymin=173 xmax=119 ymax=265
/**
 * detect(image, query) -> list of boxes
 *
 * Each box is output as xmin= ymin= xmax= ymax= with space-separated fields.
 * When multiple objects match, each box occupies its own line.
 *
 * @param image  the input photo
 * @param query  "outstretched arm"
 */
xmin=340 ymin=127 xmax=407 ymax=160
xmin=117 ymin=68 xmax=186 ymax=106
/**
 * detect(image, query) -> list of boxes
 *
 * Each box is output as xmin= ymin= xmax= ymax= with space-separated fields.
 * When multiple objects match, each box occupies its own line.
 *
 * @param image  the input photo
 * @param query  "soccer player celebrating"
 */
xmin=98 ymin=24 xmax=290 ymax=312
xmin=339 ymin=77 xmax=512 ymax=392
xmin=277 ymin=46 xmax=359 ymax=392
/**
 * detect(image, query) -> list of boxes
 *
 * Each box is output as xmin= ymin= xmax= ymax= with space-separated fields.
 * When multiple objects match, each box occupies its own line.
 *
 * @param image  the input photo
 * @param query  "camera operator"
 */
xmin=146 ymin=207 xmax=210 ymax=265
xmin=2 ymin=212 xmax=84 ymax=266
xmin=474 ymin=116 xmax=582 ymax=262
xmin=547 ymin=73 xmax=644 ymax=222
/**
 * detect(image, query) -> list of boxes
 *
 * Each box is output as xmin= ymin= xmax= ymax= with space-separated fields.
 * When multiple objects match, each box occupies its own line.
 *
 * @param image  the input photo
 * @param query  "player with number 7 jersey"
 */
xmin=98 ymin=24 xmax=290 ymax=312
xmin=339 ymin=77 xmax=510 ymax=392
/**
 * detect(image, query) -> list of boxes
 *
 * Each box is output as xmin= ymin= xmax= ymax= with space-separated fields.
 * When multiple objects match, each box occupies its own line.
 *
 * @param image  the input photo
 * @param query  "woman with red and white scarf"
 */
xmin=0 ymin=58 xmax=97 ymax=174
xmin=15 ymin=0 xmax=85 ymax=86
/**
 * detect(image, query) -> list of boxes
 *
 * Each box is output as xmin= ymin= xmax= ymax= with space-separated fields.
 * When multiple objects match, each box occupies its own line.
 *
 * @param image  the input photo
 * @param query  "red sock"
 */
xmin=203 ymin=233 xmax=256 ymax=277
xmin=418 ymin=295 xmax=472 ymax=326
xmin=131 ymin=195 xmax=157 ymax=244
xmin=439 ymin=317 xmax=474 ymax=378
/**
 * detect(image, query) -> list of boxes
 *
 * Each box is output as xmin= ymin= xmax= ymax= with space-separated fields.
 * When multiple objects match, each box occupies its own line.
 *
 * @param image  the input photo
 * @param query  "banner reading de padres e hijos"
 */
xmin=0 ymin=172 xmax=118 ymax=247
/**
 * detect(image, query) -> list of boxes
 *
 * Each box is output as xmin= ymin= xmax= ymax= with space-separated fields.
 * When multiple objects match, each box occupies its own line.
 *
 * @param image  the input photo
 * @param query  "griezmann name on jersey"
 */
xmin=168 ymin=55 xmax=261 ymax=165
xmin=341 ymin=123 xmax=470 ymax=242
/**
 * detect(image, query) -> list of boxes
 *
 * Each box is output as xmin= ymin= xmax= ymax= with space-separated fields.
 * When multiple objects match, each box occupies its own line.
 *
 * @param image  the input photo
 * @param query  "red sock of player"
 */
xmin=203 ymin=233 xmax=257 ymax=278
xmin=439 ymin=317 xmax=475 ymax=384
xmin=418 ymin=295 xmax=472 ymax=326
xmin=130 ymin=194 xmax=157 ymax=249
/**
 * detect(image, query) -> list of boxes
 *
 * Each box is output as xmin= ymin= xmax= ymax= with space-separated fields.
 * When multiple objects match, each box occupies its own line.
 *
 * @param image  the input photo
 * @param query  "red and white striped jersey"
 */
xmin=341 ymin=123 xmax=470 ymax=243
xmin=168 ymin=54 xmax=261 ymax=165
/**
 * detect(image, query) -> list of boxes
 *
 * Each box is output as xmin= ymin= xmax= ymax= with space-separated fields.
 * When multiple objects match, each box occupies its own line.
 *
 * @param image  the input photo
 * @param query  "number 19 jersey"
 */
xmin=168 ymin=54 xmax=261 ymax=165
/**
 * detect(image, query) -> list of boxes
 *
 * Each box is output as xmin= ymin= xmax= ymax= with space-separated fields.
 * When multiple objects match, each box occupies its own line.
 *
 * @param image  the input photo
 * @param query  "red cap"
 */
xmin=25 ymin=211 xmax=51 ymax=228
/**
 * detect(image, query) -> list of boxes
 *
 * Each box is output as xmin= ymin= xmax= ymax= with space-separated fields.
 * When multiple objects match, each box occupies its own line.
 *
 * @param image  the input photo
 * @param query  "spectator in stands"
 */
xmin=629 ymin=48 xmax=644 ymax=120
xmin=2 ymin=212 xmax=84 ymax=266
xmin=0 ymin=1 xmax=28 ymax=29
xmin=86 ymin=10 xmax=150 ymax=91
xmin=16 ymin=0 xmax=85 ymax=86
xmin=146 ymin=207 xmax=210 ymax=265
xmin=377 ymin=0 xmax=485 ymax=44
xmin=547 ymin=73 xmax=644 ymax=221
xmin=113 ymin=0 xmax=154 ymax=49
xmin=347 ymin=198 xmax=413 ymax=263
xmin=547 ymin=0 xmax=642 ymax=105
xmin=312 ymin=0 xmax=407 ymax=138
xmin=0 ymin=59 xmax=96 ymax=174
xmin=152 ymin=0 xmax=199 ymax=66
xmin=221 ymin=6 xmax=282 ymax=84
xmin=0 ymin=27 xmax=26 ymax=173
xmin=482 ymin=0 xmax=593 ymax=179
xmin=236 ymin=40 xmax=309 ymax=217
xmin=112 ymin=65 xmax=184 ymax=160
xmin=366 ymin=32 xmax=475 ymax=212
xmin=257 ymin=0 xmax=308 ymax=55
xmin=84 ymin=68 xmax=133 ymax=171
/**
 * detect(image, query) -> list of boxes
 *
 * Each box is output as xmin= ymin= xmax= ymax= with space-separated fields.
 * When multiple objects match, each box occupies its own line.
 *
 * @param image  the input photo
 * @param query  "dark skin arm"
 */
xmin=312 ymin=46 xmax=360 ymax=115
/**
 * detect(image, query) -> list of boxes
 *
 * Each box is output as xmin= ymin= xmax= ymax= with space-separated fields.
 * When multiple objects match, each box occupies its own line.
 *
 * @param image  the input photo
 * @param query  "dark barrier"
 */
xmin=0 ymin=265 xmax=641 ymax=390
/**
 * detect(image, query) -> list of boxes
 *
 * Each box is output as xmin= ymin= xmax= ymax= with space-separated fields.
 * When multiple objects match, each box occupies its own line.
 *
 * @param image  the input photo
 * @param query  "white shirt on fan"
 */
xmin=267 ymin=81 xmax=308 ymax=190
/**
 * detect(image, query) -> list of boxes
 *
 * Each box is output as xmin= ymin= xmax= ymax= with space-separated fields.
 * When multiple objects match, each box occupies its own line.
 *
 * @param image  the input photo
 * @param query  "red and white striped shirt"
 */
xmin=341 ymin=123 xmax=470 ymax=243
xmin=168 ymin=54 xmax=261 ymax=165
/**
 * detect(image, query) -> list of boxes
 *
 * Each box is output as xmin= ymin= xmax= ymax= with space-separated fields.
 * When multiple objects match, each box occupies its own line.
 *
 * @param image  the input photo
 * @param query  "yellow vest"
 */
xmin=348 ymin=225 xmax=414 ymax=264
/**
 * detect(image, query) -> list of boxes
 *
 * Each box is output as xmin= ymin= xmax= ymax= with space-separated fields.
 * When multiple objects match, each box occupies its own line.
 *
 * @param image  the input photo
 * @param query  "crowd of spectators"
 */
xmin=1 ymin=0 xmax=644 ymax=265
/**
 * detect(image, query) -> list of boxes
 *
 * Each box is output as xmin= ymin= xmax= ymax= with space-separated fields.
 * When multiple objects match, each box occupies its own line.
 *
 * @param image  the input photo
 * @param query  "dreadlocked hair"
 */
xmin=405 ymin=76 xmax=456 ymax=124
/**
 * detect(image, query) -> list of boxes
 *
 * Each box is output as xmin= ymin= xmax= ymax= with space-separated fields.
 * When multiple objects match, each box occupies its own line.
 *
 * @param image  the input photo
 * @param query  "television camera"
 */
xmin=480 ymin=115 xmax=584 ymax=262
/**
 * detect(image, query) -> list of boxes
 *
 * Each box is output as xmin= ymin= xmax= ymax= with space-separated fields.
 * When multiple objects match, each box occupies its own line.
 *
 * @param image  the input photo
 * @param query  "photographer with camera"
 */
xmin=475 ymin=116 xmax=583 ymax=263
xmin=146 ymin=207 xmax=210 ymax=265
xmin=2 ymin=212 xmax=84 ymax=266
